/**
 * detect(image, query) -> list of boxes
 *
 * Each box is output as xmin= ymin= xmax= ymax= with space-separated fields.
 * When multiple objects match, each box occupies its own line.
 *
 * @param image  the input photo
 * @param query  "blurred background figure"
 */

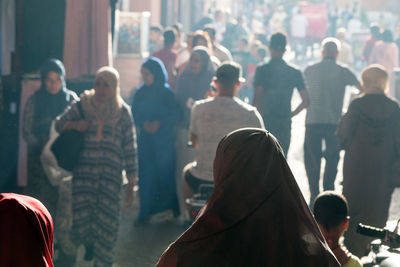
xmin=153 ymin=28 xmax=178 ymax=90
xmin=173 ymin=23 xmax=190 ymax=67
xmin=149 ymin=25 xmax=164 ymax=55
xmin=362 ymin=24 xmax=381 ymax=64
xmin=23 ymin=59 xmax=77 ymax=216
xmin=175 ymin=47 xmax=215 ymax=217
xmin=0 ymin=193 xmax=54 ymax=267
xmin=203 ymin=25 xmax=232 ymax=63
xmin=369 ymin=30 xmax=399 ymax=76
xmin=290 ymin=9 xmax=308 ymax=61
xmin=132 ymin=57 xmax=181 ymax=224
xmin=337 ymin=65 xmax=400 ymax=257
xmin=336 ymin=28 xmax=354 ymax=67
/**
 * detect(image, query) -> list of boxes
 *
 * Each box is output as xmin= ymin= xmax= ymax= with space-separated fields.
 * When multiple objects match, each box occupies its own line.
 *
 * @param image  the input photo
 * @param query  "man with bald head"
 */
xmin=303 ymin=38 xmax=361 ymax=206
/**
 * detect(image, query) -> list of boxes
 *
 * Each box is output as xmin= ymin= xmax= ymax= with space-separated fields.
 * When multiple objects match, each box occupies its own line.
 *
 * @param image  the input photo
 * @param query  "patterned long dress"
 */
xmin=55 ymin=101 xmax=137 ymax=267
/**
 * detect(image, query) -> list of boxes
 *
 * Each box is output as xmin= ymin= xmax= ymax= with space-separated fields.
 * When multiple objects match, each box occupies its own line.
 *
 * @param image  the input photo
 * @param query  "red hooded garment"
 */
xmin=157 ymin=128 xmax=340 ymax=267
xmin=0 ymin=193 xmax=54 ymax=267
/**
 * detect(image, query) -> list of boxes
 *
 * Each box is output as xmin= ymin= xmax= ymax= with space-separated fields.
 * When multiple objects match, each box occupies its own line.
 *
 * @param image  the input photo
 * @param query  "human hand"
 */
xmin=205 ymin=90 xmax=217 ymax=98
xmin=143 ymin=121 xmax=160 ymax=134
xmin=123 ymin=178 xmax=136 ymax=208
xmin=74 ymin=120 xmax=90 ymax=132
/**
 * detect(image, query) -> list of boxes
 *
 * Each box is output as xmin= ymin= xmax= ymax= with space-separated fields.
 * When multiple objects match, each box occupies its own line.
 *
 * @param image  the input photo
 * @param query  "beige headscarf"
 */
xmin=80 ymin=66 xmax=124 ymax=140
xmin=361 ymin=64 xmax=389 ymax=94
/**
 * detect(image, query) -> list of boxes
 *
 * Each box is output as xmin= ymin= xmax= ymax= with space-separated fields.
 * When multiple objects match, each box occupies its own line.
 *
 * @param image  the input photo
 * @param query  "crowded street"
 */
xmin=1 ymin=0 xmax=400 ymax=266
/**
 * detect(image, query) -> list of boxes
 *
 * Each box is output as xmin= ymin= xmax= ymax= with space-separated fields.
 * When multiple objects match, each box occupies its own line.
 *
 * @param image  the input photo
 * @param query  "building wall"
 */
xmin=130 ymin=0 xmax=161 ymax=25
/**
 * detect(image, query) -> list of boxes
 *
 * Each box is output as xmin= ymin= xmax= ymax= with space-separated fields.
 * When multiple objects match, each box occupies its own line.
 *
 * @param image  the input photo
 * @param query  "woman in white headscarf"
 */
xmin=55 ymin=66 xmax=138 ymax=266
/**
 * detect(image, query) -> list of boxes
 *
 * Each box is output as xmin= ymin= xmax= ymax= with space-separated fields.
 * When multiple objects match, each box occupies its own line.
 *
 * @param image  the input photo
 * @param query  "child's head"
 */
xmin=361 ymin=64 xmax=388 ymax=94
xmin=313 ymin=191 xmax=349 ymax=243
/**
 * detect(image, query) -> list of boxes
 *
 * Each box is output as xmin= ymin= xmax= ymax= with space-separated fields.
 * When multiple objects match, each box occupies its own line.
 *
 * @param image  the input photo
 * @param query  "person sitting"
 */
xmin=313 ymin=191 xmax=362 ymax=267
xmin=0 ymin=193 xmax=54 ymax=266
xmin=157 ymin=128 xmax=340 ymax=267
xmin=182 ymin=62 xmax=264 ymax=217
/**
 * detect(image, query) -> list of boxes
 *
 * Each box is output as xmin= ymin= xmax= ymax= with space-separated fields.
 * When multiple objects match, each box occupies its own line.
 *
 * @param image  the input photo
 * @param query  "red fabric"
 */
xmin=0 ymin=193 xmax=54 ymax=267
xmin=153 ymin=47 xmax=178 ymax=89
xmin=157 ymin=128 xmax=339 ymax=267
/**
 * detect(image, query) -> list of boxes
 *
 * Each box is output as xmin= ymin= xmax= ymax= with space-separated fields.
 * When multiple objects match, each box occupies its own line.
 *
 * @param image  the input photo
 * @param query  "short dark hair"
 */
xmin=150 ymin=25 xmax=163 ymax=33
xmin=239 ymin=37 xmax=249 ymax=46
xmin=313 ymin=191 xmax=349 ymax=231
xmin=164 ymin=28 xmax=176 ymax=47
xmin=216 ymin=61 xmax=244 ymax=87
xmin=370 ymin=24 xmax=381 ymax=39
xmin=382 ymin=29 xmax=393 ymax=43
xmin=269 ymin=32 xmax=287 ymax=52
xmin=203 ymin=25 xmax=216 ymax=40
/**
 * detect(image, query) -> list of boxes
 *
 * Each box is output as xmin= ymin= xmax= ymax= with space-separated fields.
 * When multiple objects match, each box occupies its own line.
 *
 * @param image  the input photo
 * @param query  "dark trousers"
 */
xmin=304 ymin=124 xmax=340 ymax=205
xmin=265 ymin=118 xmax=291 ymax=158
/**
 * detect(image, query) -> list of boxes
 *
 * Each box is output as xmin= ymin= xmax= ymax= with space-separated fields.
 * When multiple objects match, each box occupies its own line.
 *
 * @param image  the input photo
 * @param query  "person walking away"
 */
xmin=253 ymin=32 xmax=309 ymax=157
xmin=132 ymin=57 xmax=181 ymax=224
xmin=183 ymin=62 xmax=264 ymax=216
xmin=290 ymin=9 xmax=308 ymax=61
xmin=370 ymin=30 xmax=399 ymax=76
xmin=337 ymin=65 xmax=400 ymax=257
xmin=23 ymin=59 xmax=77 ymax=216
xmin=203 ymin=25 xmax=233 ymax=63
xmin=303 ymin=38 xmax=362 ymax=206
xmin=362 ymin=24 xmax=381 ymax=64
xmin=336 ymin=28 xmax=354 ymax=67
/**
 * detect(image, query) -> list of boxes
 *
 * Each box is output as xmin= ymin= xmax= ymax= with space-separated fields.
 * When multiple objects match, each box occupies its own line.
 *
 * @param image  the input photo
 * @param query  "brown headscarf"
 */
xmin=157 ymin=128 xmax=340 ymax=267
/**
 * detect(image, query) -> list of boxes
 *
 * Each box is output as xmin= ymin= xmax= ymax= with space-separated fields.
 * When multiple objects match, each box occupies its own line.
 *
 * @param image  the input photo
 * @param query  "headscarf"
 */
xmin=132 ymin=57 xmax=177 ymax=125
xmin=141 ymin=56 xmax=169 ymax=89
xmin=0 ymin=193 xmax=54 ymax=267
xmin=80 ymin=66 xmax=124 ymax=140
xmin=176 ymin=47 xmax=215 ymax=128
xmin=157 ymin=128 xmax=340 ymax=267
xmin=33 ymin=59 xmax=73 ymax=140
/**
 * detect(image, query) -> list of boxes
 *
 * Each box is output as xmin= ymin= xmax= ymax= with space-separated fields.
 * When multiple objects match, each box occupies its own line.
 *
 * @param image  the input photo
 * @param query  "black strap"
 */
xmin=77 ymin=101 xmax=85 ymax=120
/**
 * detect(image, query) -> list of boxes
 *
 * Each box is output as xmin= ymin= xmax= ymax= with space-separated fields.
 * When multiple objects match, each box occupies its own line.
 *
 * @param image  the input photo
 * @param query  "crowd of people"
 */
xmin=4 ymin=4 xmax=400 ymax=267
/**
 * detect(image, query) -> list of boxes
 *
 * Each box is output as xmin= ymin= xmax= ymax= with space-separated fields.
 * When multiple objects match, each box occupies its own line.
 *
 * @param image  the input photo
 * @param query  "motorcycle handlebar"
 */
xmin=357 ymin=223 xmax=387 ymax=239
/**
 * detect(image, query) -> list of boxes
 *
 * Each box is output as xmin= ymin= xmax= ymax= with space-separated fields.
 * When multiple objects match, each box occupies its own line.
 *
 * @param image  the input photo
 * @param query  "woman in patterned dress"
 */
xmin=55 ymin=66 xmax=137 ymax=266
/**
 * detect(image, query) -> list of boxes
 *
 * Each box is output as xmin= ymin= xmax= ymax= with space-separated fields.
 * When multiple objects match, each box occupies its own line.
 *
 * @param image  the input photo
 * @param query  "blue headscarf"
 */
xmin=33 ymin=59 xmax=74 ymax=140
xmin=141 ymin=57 xmax=169 ymax=89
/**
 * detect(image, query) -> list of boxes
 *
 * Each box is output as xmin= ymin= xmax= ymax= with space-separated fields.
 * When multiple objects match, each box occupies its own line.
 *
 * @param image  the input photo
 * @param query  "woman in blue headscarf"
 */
xmin=132 ymin=57 xmax=182 ymax=223
xmin=22 ymin=58 xmax=77 ymax=215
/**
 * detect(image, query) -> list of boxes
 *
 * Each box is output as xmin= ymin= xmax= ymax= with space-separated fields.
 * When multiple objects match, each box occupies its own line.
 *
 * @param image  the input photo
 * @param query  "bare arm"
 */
xmin=190 ymin=133 xmax=199 ymax=149
xmin=291 ymin=89 xmax=309 ymax=117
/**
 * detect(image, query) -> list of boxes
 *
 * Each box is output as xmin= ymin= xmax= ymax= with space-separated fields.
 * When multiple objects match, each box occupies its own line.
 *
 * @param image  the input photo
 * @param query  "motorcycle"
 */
xmin=185 ymin=183 xmax=214 ymax=221
xmin=357 ymin=222 xmax=400 ymax=266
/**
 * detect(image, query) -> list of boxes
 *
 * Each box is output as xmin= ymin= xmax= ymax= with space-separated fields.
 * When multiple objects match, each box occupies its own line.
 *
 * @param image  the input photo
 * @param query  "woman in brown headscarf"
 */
xmin=157 ymin=128 xmax=340 ymax=267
